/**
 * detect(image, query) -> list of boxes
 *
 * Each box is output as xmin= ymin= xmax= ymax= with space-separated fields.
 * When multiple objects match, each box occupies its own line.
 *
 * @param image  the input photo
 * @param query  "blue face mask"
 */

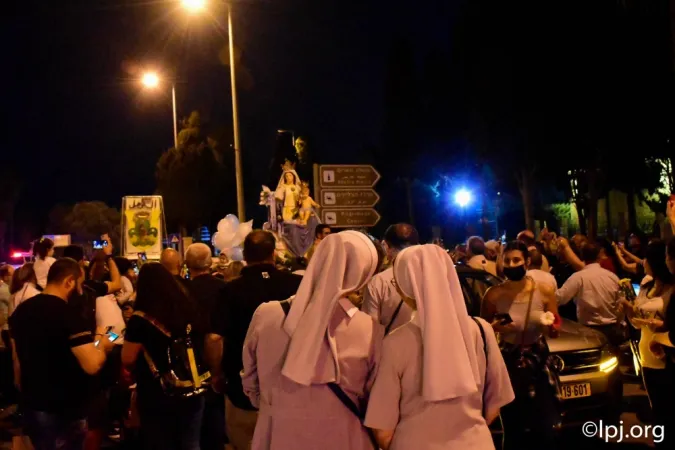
xmin=503 ymin=264 xmax=527 ymax=281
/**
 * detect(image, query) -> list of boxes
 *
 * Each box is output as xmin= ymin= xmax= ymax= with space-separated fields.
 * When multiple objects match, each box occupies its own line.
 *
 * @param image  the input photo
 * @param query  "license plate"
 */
xmin=560 ymin=383 xmax=592 ymax=400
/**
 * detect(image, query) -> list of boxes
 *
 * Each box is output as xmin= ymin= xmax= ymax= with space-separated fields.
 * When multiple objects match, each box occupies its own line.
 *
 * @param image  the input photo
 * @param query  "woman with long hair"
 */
xmin=121 ymin=263 xmax=206 ymax=450
xmin=365 ymin=245 xmax=514 ymax=450
xmin=481 ymin=240 xmax=561 ymax=450
xmin=9 ymin=263 xmax=40 ymax=312
xmin=622 ymin=239 xmax=674 ymax=448
xmin=241 ymin=231 xmax=383 ymax=450
xmin=88 ymin=251 xmax=109 ymax=283
xmin=32 ymin=237 xmax=55 ymax=289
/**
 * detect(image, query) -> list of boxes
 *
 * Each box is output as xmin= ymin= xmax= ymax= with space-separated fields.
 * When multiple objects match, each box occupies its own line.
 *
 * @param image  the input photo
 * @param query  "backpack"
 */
xmin=134 ymin=311 xmax=211 ymax=397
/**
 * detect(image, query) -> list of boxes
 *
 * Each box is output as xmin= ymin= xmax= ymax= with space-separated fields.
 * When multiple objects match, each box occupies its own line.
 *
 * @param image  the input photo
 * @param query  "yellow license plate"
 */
xmin=560 ymin=383 xmax=592 ymax=399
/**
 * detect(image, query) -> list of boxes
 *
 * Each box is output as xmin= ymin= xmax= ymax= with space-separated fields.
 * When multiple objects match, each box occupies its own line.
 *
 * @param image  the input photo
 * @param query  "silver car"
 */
xmin=456 ymin=266 xmax=623 ymax=425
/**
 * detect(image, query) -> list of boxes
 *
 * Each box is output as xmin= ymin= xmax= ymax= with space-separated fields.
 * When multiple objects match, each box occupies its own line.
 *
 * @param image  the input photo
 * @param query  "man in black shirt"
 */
xmin=9 ymin=258 xmax=114 ymax=449
xmin=206 ymin=230 xmax=302 ymax=450
xmin=185 ymin=243 xmax=227 ymax=450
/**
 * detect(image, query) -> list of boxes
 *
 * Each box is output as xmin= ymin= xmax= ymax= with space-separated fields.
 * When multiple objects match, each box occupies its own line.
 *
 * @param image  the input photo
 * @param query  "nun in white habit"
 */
xmin=365 ymin=244 xmax=515 ymax=450
xmin=241 ymin=231 xmax=384 ymax=450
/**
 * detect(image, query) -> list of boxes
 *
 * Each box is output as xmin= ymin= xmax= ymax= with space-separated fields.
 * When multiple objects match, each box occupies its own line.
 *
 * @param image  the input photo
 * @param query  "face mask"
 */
xmin=503 ymin=265 xmax=527 ymax=281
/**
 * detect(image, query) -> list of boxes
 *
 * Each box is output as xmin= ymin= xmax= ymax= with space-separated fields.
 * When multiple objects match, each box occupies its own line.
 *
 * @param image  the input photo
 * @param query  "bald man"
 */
xmin=160 ymin=248 xmax=182 ymax=276
xmin=184 ymin=243 xmax=227 ymax=450
xmin=362 ymin=223 xmax=420 ymax=334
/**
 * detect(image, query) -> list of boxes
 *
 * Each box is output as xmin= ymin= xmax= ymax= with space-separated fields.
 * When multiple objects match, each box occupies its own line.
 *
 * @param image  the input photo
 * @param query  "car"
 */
xmin=456 ymin=265 xmax=623 ymax=426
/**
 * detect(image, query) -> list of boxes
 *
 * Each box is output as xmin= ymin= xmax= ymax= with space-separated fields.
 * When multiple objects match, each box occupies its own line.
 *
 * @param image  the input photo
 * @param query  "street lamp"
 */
xmin=141 ymin=72 xmax=160 ymax=89
xmin=141 ymin=72 xmax=179 ymax=150
xmin=181 ymin=0 xmax=246 ymax=221
xmin=454 ymin=189 xmax=472 ymax=208
xmin=182 ymin=0 xmax=206 ymax=12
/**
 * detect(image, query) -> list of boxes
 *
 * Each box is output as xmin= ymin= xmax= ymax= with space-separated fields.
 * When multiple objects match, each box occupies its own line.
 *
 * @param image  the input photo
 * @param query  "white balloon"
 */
xmin=213 ymin=232 xmax=227 ymax=251
xmin=217 ymin=218 xmax=231 ymax=234
xmin=225 ymin=214 xmax=240 ymax=230
xmin=217 ymin=218 xmax=237 ymax=237
xmin=231 ymin=220 xmax=254 ymax=248
xmin=224 ymin=246 xmax=244 ymax=261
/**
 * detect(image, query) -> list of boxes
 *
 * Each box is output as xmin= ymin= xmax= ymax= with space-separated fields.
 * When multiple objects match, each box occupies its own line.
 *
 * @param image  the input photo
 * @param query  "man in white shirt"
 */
xmin=527 ymin=248 xmax=557 ymax=291
xmin=362 ymin=223 xmax=419 ymax=334
xmin=466 ymin=236 xmax=498 ymax=276
xmin=556 ymin=243 xmax=624 ymax=346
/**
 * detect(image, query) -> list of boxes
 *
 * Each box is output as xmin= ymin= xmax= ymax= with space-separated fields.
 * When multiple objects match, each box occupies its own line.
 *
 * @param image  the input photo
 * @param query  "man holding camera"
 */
xmin=10 ymin=258 xmax=115 ymax=449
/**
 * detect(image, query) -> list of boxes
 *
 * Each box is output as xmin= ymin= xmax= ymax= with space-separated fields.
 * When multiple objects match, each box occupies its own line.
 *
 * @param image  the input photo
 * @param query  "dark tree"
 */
xmin=156 ymin=111 xmax=234 ymax=234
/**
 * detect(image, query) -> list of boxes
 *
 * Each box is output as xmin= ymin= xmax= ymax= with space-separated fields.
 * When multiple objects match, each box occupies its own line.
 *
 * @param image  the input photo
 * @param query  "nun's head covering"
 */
xmin=393 ymin=244 xmax=481 ymax=402
xmin=281 ymin=230 xmax=379 ymax=386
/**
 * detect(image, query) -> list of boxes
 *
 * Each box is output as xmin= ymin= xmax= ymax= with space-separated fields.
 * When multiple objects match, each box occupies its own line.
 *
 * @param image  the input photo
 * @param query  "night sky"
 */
xmin=3 ymin=0 xmax=675 ymax=240
xmin=2 ymin=0 xmax=455 ymax=230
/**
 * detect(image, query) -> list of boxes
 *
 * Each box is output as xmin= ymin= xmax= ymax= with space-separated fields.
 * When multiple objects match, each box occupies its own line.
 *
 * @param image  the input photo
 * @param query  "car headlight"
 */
xmin=599 ymin=345 xmax=619 ymax=373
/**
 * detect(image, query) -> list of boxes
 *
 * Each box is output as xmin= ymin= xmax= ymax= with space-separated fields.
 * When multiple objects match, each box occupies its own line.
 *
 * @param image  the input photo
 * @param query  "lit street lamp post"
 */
xmin=182 ymin=0 xmax=245 ymax=221
xmin=142 ymin=72 xmax=179 ymax=150
xmin=228 ymin=5 xmax=245 ymax=222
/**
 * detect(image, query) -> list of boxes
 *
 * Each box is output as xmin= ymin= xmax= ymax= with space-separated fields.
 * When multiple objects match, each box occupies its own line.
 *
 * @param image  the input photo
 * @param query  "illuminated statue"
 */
xmin=297 ymin=181 xmax=319 ymax=225
xmin=275 ymin=160 xmax=301 ymax=222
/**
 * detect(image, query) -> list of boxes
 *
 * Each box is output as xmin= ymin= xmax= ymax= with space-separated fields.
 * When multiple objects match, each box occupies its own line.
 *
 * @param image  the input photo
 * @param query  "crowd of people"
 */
xmin=1 ymin=200 xmax=674 ymax=450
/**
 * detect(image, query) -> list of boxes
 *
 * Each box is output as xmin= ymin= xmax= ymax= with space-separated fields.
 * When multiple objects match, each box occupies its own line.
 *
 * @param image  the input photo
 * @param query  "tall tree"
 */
xmin=156 ymin=111 xmax=234 ymax=234
xmin=47 ymin=201 xmax=121 ymax=245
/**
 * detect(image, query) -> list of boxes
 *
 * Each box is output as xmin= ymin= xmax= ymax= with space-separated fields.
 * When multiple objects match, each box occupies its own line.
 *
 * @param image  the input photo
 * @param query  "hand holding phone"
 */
xmin=95 ymin=329 xmax=119 ymax=350
xmin=494 ymin=313 xmax=514 ymax=326
xmin=137 ymin=252 xmax=147 ymax=265
xmin=102 ymin=234 xmax=113 ymax=256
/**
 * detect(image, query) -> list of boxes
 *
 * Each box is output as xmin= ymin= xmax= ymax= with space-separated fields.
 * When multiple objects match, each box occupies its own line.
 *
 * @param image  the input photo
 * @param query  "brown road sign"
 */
xmin=321 ymin=189 xmax=380 ymax=208
xmin=322 ymin=209 xmax=381 ymax=228
xmin=319 ymin=165 xmax=381 ymax=188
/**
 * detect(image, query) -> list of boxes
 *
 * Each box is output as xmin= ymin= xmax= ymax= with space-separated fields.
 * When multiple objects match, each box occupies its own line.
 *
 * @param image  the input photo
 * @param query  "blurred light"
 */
xmin=454 ymin=189 xmax=471 ymax=208
xmin=141 ymin=72 xmax=160 ymax=89
xmin=182 ymin=0 xmax=206 ymax=12
xmin=497 ymin=192 xmax=501 ymax=196
xmin=599 ymin=356 xmax=618 ymax=373
xmin=632 ymin=352 xmax=640 ymax=377
xmin=11 ymin=252 xmax=23 ymax=259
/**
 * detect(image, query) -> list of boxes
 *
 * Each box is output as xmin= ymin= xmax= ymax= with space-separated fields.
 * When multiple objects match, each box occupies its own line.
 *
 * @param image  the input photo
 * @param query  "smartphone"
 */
xmin=494 ymin=313 xmax=514 ymax=325
xmin=137 ymin=252 xmax=147 ymax=264
xmin=95 ymin=331 xmax=120 ymax=347
xmin=92 ymin=240 xmax=109 ymax=249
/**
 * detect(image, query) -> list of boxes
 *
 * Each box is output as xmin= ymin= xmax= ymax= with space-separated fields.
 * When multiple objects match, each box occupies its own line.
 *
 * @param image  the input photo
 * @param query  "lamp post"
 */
xmin=182 ymin=0 xmax=245 ymax=221
xmin=455 ymin=189 xmax=472 ymax=239
xmin=142 ymin=72 xmax=178 ymax=150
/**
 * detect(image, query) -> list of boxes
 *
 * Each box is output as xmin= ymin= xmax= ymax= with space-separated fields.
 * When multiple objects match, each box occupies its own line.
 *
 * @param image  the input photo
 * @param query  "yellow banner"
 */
xmin=122 ymin=196 xmax=163 ymax=259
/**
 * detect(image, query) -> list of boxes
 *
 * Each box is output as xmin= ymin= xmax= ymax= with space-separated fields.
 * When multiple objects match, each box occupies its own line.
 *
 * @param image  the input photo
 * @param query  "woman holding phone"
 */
xmin=481 ymin=240 xmax=561 ymax=450
xmin=622 ymin=240 xmax=674 ymax=449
